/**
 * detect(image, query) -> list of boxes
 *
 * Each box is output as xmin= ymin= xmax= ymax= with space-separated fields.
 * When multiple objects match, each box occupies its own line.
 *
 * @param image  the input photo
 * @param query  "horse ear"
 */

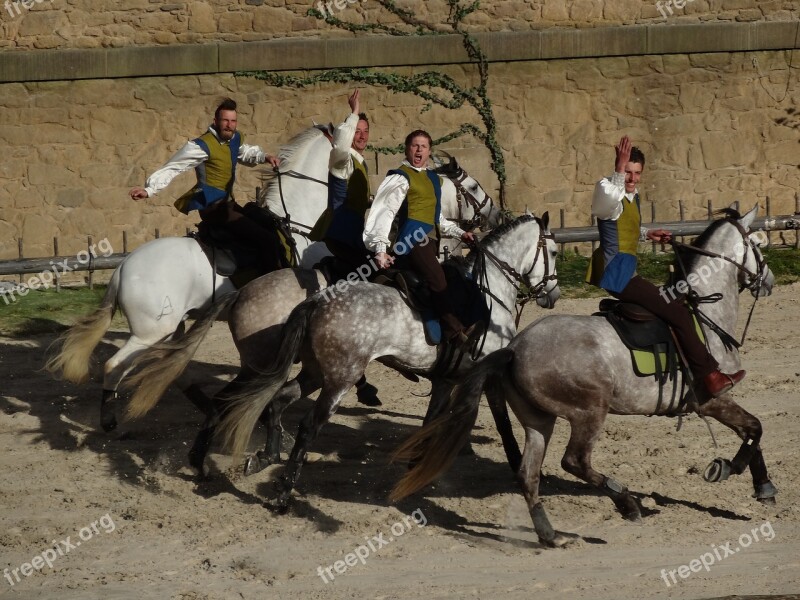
xmin=541 ymin=211 xmax=550 ymax=231
xmin=740 ymin=204 xmax=758 ymax=230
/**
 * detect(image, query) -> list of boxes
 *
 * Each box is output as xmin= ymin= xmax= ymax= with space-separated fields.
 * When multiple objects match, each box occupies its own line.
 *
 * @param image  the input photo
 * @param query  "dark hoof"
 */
xmin=266 ymin=499 xmax=291 ymax=515
xmin=243 ymin=452 xmax=276 ymax=476
xmin=188 ymin=451 xmax=209 ymax=481
xmin=703 ymin=458 xmax=731 ymax=483
xmin=356 ymin=382 xmax=382 ymax=407
xmin=100 ymin=412 xmax=117 ymax=433
xmin=753 ymin=481 xmax=778 ymax=502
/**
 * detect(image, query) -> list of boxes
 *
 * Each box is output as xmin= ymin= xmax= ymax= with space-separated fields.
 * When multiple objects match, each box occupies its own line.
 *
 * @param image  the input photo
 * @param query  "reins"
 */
xmin=670 ymin=218 xmax=765 ymax=349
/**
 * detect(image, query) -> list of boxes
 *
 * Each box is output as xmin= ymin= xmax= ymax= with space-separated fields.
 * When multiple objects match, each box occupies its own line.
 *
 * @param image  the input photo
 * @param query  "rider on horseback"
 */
xmin=364 ymin=129 xmax=480 ymax=348
xmin=586 ymin=135 xmax=745 ymax=399
xmin=129 ymin=98 xmax=288 ymax=273
xmin=309 ymin=89 xmax=373 ymax=282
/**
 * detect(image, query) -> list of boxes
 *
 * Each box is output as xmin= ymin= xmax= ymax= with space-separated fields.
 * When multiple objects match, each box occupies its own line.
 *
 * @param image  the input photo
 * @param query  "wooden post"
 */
xmin=155 ymin=229 xmax=161 ymax=239
xmin=559 ymin=208 xmax=566 ymax=257
xmin=53 ymin=237 xmax=61 ymax=293
xmin=707 ymin=199 xmax=713 ymax=221
xmin=651 ymin=201 xmax=657 ymax=254
xmin=590 ymin=214 xmax=596 ymax=256
xmin=795 ymin=193 xmax=800 ymax=250
xmin=123 ymin=230 xmax=128 ymax=254
xmin=87 ymin=235 xmax=94 ymax=290
xmin=18 ymin=238 xmax=23 ymax=285
xmin=765 ymin=197 xmax=772 ymax=248
xmin=679 ymin=200 xmax=685 ymax=244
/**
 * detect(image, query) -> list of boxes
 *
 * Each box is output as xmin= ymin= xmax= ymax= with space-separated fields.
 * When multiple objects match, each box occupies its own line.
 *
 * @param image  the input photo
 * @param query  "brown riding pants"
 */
xmin=406 ymin=240 xmax=464 ymax=339
xmin=611 ymin=275 xmax=718 ymax=379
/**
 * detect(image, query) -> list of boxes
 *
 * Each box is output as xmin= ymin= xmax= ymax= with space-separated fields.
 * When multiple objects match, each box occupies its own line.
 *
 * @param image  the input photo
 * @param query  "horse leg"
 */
xmin=517 ymin=414 xmax=571 ymax=547
xmin=246 ymin=369 xmax=321 ymax=474
xmin=485 ymin=376 xmax=522 ymax=473
xmin=560 ymin=413 xmax=641 ymax=522
xmin=696 ymin=395 xmax=777 ymax=504
xmin=355 ymin=374 xmax=381 ymax=407
xmin=100 ymin=335 xmax=152 ymax=432
xmin=274 ymin=377 xmax=354 ymax=512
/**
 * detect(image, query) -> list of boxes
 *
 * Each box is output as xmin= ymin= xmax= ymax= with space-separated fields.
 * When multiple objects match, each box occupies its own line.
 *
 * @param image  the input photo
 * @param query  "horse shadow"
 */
xmin=0 ymin=330 xmax=248 ymax=497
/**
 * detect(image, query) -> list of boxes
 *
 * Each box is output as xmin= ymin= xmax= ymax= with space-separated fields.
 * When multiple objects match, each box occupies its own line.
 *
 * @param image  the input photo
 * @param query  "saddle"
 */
xmin=597 ymin=298 xmax=694 ymax=415
xmin=376 ymin=262 xmax=489 ymax=348
xmin=194 ymin=202 xmax=295 ymax=289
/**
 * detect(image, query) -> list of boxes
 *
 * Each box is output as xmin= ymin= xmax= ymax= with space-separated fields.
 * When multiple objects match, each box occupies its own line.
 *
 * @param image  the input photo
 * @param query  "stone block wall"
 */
xmin=1 ymin=48 xmax=797 ymax=260
xmin=1 ymin=0 xmax=797 ymax=51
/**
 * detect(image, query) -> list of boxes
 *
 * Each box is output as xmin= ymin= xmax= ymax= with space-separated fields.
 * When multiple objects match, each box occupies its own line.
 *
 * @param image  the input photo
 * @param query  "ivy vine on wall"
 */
xmin=237 ymin=0 xmax=507 ymax=209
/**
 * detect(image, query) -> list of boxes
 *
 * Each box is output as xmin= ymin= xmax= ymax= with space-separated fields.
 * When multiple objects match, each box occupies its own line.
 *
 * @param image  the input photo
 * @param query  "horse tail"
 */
xmin=123 ymin=291 xmax=241 ymax=421
xmin=45 ymin=267 xmax=120 ymax=384
xmin=390 ymin=347 xmax=515 ymax=502
xmin=216 ymin=295 xmax=319 ymax=459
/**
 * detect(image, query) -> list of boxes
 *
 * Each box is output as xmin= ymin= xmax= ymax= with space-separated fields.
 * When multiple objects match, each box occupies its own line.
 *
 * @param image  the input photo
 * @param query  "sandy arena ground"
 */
xmin=1 ymin=284 xmax=799 ymax=599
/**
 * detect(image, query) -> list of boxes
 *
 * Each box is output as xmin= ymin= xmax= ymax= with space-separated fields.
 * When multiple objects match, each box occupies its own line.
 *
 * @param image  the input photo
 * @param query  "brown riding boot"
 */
xmin=703 ymin=369 xmax=746 ymax=398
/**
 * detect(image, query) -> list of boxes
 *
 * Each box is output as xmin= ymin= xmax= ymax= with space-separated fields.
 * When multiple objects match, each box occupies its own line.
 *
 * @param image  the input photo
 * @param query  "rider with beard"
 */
xmin=129 ymin=98 xmax=288 ymax=273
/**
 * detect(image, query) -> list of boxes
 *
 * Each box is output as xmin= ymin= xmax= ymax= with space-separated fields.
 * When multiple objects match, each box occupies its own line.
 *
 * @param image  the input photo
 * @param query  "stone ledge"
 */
xmin=1 ymin=21 xmax=797 ymax=83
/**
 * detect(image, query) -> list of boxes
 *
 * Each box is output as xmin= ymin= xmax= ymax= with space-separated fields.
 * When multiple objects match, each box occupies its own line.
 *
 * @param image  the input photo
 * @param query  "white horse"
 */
xmin=46 ymin=126 xmax=500 ymax=432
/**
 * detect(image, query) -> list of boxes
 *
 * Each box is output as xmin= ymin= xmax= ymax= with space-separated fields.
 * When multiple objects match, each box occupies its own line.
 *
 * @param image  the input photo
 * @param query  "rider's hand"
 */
xmin=614 ymin=135 xmax=632 ymax=174
xmin=461 ymin=231 xmax=476 ymax=244
xmin=129 ymin=187 xmax=148 ymax=201
xmin=348 ymin=89 xmax=360 ymax=115
xmin=375 ymin=252 xmax=394 ymax=269
xmin=647 ymin=228 xmax=672 ymax=243
xmin=264 ymin=154 xmax=280 ymax=168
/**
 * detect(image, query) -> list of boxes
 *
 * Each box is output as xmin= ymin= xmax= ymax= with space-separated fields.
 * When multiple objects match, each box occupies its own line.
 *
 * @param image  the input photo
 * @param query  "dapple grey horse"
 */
xmin=217 ymin=214 xmax=560 ymax=511
xmin=392 ymin=206 xmax=777 ymax=547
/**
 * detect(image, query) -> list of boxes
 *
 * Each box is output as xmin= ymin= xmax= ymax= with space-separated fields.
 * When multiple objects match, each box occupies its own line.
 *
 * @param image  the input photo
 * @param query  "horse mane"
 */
xmin=462 ymin=213 xmax=539 ymax=268
xmin=675 ymin=208 xmax=742 ymax=275
xmin=259 ymin=126 xmax=329 ymax=208
xmin=276 ymin=126 xmax=327 ymax=167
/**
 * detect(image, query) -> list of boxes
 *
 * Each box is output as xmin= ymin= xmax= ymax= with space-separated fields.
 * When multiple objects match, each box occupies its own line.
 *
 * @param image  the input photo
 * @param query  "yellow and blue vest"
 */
xmin=309 ymin=156 xmax=371 ymax=250
xmin=586 ymin=193 xmax=641 ymax=293
xmin=391 ymin=165 xmax=442 ymax=256
xmin=174 ymin=129 xmax=242 ymax=214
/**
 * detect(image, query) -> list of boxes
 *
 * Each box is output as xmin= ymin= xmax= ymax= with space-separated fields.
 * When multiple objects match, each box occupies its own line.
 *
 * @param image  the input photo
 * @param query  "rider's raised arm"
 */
xmin=363 ymin=172 xmax=408 ymax=255
xmin=591 ymin=171 xmax=626 ymax=221
xmin=143 ymin=140 xmax=207 ymax=197
xmin=330 ymin=112 xmax=359 ymax=177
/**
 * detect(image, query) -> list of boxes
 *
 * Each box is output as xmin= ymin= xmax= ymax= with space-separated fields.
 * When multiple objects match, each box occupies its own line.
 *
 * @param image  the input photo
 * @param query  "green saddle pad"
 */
xmin=629 ymin=315 xmax=705 ymax=377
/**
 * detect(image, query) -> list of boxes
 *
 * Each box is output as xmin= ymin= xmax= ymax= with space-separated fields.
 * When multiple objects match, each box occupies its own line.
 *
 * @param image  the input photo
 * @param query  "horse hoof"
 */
xmin=100 ymin=415 xmax=117 ymax=433
xmin=757 ymin=496 xmax=777 ymax=506
xmin=243 ymin=454 xmax=272 ymax=476
xmin=545 ymin=533 xmax=575 ymax=548
xmin=356 ymin=383 xmax=382 ymax=407
xmin=703 ymin=458 xmax=731 ymax=483
xmin=753 ymin=480 xmax=778 ymax=501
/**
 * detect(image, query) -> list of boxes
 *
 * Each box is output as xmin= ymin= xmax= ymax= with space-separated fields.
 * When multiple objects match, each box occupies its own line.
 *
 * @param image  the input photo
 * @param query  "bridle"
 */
xmin=671 ymin=218 xmax=769 ymax=347
xmin=448 ymin=167 xmax=494 ymax=231
xmin=473 ymin=217 xmax=557 ymax=327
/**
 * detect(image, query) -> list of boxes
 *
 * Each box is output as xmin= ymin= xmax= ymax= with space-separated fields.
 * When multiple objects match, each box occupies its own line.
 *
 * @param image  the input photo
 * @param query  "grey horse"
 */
xmin=119 ymin=161 xmax=506 ymax=475
xmin=217 ymin=214 xmax=560 ymax=511
xmin=392 ymin=206 xmax=777 ymax=547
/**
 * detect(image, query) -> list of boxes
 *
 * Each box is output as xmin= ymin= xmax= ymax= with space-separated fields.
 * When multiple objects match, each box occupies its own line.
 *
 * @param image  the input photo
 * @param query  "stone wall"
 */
xmin=1 ymin=48 xmax=797 ymax=261
xmin=1 ymin=0 xmax=798 ymax=51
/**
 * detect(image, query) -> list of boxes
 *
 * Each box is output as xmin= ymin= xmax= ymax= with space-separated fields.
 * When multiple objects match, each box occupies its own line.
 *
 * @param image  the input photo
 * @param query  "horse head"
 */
xmin=434 ymin=155 xmax=502 ymax=230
